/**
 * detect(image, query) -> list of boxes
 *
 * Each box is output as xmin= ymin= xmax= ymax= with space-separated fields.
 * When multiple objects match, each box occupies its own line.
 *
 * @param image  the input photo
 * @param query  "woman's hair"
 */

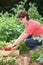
xmin=16 ymin=10 xmax=29 ymax=20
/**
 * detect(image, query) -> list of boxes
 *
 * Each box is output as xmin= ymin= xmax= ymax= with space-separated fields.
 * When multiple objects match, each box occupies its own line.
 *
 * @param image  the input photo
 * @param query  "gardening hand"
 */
xmin=4 ymin=44 xmax=13 ymax=51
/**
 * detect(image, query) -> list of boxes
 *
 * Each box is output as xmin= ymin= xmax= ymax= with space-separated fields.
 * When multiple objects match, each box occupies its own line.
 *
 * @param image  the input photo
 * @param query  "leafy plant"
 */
xmin=0 ymin=55 xmax=16 ymax=65
xmin=28 ymin=3 xmax=43 ymax=25
xmin=0 ymin=16 xmax=24 ymax=42
xmin=0 ymin=55 xmax=3 ymax=65
xmin=17 ymin=42 xmax=30 ymax=53
xmin=36 ymin=53 xmax=43 ymax=63
xmin=28 ymin=3 xmax=42 ymax=22
xmin=31 ymin=51 xmax=43 ymax=61
xmin=6 ymin=57 xmax=16 ymax=65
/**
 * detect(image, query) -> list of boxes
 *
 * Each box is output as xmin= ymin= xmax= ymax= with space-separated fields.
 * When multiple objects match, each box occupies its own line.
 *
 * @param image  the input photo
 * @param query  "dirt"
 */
xmin=15 ymin=54 xmax=41 ymax=65
xmin=15 ymin=46 xmax=43 ymax=65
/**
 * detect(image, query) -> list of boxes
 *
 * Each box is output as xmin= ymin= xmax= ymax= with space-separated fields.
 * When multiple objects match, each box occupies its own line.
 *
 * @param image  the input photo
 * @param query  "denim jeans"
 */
xmin=25 ymin=35 xmax=42 ymax=49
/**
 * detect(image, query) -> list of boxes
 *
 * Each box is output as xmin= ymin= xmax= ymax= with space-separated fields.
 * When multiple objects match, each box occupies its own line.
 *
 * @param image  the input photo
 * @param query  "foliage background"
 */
xmin=0 ymin=0 xmax=43 ymax=42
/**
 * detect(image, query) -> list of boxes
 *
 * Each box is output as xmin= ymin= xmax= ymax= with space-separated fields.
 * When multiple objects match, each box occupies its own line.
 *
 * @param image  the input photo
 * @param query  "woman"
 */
xmin=5 ymin=10 xmax=43 ymax=50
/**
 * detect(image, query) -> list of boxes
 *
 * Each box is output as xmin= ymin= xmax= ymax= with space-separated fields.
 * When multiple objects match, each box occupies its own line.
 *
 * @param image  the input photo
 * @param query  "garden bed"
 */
xmin=15 ymin=54 xmax=41 ymax=65
xmin=0 ymin=42 xmax=43 ymax=65
xmin=15 ymin=46 xmax=43 ymax=65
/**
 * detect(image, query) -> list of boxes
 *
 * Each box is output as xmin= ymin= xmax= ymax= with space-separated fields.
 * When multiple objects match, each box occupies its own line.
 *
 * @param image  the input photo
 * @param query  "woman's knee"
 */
xmin=24 ymin=39 xmax=35 ymax=48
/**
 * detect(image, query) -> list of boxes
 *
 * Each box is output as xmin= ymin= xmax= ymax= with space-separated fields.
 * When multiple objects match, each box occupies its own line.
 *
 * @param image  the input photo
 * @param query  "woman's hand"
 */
xmin=4 ymin=44 xmax=13 ymax=51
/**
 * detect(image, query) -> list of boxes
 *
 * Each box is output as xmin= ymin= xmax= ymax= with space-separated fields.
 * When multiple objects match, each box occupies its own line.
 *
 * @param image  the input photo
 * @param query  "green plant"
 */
xmin=0 ymin=55 xmax=16 ymax=65
xmin=0 ymin=41 xmax=7 ymax=48
xmin=6 ymin=57 xmax=16 ymax=65
xmin=36 ymin=53 xmax=43 ymax=63
xmin=0 ymin=15 xmax=24 ymax=42
xmin=28 ymin=3 xmax=43 ymax=25
xmin=31 ymin=51 xmax=43 ymax=61
xmin=17 ymin=42 xmax=30 ymax=52
xmin=28 ymin=3 xmax=41 ymax=21
xmin=0 ymin=55 xmax=3 ymax=65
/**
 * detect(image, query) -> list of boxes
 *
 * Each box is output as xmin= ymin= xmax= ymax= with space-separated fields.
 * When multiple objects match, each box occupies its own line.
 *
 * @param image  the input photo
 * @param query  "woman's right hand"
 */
xmin=4 ymin=44 xmax=13 ymax=51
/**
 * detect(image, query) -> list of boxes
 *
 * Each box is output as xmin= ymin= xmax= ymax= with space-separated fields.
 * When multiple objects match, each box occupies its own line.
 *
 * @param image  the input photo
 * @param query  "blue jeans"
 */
xmin=25 ymin=35 xmax=42 ymax=49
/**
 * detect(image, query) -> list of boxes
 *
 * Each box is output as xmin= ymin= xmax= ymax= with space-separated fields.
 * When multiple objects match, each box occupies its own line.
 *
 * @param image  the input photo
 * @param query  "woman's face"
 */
xmin=19 ymin=17 xmax=27 ymax=25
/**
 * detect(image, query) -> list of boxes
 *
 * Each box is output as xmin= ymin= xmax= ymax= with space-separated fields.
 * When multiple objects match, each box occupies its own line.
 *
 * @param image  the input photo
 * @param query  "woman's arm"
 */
xmin=12 ymin=31 xmax=29 ymax=47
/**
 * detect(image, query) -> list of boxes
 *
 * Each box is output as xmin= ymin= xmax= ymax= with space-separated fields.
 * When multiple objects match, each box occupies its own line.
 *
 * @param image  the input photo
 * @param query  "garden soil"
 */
xmin=15 ymin=46 xmax=43 ymax=65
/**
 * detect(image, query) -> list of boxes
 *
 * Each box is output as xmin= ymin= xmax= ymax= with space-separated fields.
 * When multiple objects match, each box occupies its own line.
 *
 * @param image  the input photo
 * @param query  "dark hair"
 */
xmin=16 ymin=10 xmax=29 ymax=20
